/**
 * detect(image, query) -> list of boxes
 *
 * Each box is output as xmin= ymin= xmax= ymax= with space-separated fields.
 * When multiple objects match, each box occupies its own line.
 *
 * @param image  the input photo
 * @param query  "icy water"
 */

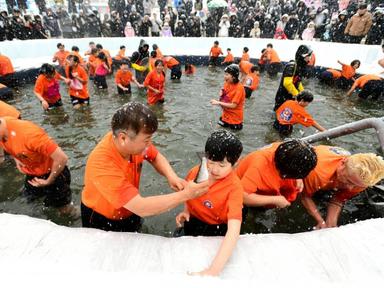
xmin=0 ymin=66 xmax=383 ymax=236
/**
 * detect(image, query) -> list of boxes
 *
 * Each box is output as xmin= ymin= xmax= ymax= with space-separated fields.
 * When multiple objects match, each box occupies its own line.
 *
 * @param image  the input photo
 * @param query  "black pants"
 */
xmin=23 ymin=166 xmax=72 ymax=207
xmin=273 ymin=119 xmax=293 ymax=135
xmin=81 ymin=203 xmax=143 ymax=232
xmin=358 ymin=80 xmax=384 ymax=100
xmin=267 ymin=62 xmax=282 ymax=77
xmin=183 ymin=217 xmax=228 ymax=237
xmin=209 ymin=56 xmax=219 ymax=66
xmin=94 ymin=75 xmax=108 ymax=89
xmin=218 ymin=117 xmax=243 ymax=130
xmin=117 ymin=84 xmax=132 ymax=95
xmin=0 ymin=73 xmax=17 ymax=88
xmin=244 ymin=86 xmax=253 ymax=98
xmin=319 ymin=70 xmax=334 ymax=85
xmin=335 ymin=77 xmax=353 ymax=90
xmin=170 ymin=65 xmax=182 ymax=80
xmin=0 ymin=86 xmax=13 ymax=100
xmin=348 ymin=35 xmax=364 ymax=44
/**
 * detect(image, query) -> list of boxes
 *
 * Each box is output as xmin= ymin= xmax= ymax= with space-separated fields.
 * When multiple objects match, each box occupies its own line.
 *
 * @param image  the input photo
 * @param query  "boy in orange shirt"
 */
xmin=221 ymin=48 xmax=234 ymax=66
xmin=81 ymin=102 xmax=208 ymax=232
xmin=162 ymin=56 xmax=182 ymax=80
xmin=52 ymin=43 xmax=70 ymax=75
xmin=243 ymin=65 xmax=260 ymax=98
xmin=0 ymin=53 xmax=15 ymax=87
xmin=210 ymin=64 xmax=245 ymax=130
xmin=302 ymin=145 xmax=384 ymax=229
xmin=320 ymin=60 xmax=360 ymax=88
xmin=241 ymin=47 xmax=250 ymax=62
xmin=265 ymin=43 xmax=281 ymax=77
xmin=274 ymin=90 xmax=326 ymax=135
xmin=176 ymin=130 xmax=243 ymax=276
xmin=347 ymin=74 xmax=384 ymax=100
xmin=115 ymin=62 xmax=143 ymax=95
xmin=113 ymin=45 xmax=129 ymax=64
xmin=0 ymin=117 xmax=74 ymax=214
xmin=209 ymin=40 xmax=223 ymax=67
xmin=236 ymin=139 xmax=317 ymax=209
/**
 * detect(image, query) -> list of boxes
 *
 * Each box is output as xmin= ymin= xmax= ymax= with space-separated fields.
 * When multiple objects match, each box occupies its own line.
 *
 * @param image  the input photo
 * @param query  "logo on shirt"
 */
xmin=279 ymin=108 xmax=293 ymax=122
xmin=329 ymin=147 xmax=351 ymax=156
xmin=203 ymin=200 xmax=213 ymax=209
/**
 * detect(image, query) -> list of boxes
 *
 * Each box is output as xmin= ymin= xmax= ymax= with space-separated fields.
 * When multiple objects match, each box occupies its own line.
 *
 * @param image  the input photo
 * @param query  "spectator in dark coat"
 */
xmin=366 ymin=9 xmax=384 ymax=45
xmin=284 ymin=12 xmax=299 ymax=39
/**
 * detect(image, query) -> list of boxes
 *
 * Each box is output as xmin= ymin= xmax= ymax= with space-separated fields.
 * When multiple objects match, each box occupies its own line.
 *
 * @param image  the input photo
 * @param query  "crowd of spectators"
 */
xmin=0 ymin=0 xmax=383 ymax=45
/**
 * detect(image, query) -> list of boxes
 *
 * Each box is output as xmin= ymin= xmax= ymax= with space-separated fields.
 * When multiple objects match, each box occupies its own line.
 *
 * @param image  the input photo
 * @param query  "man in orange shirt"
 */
xmin=265 ymin=43 xmax=282 ymax=77
xmin=210 ymin=64 xmax=245 ymax=130
xmin=115 ymin=62 xmax=143 ymax=95
xmin=113 ymin=45 xmax=129 ymax=66
xmin=236 ymin=139 xmax=317 ymax=209
xmin=0 ymin=117 xmax=73 ymax=213
xmin=176 ymin=130 xmax=243 ymax=276
xmin=209 ymin=40 xmax=223 ymax=67
xmin=52 ymin=43 xmax=70 ymax=74
xmin=335 ymin=59 xmax=360 ymax=89
xmin=347 ymin=74 xmax=384 ymax=100
xmin=243 ymin=65 xmax=260 ymax=98
xmin=81 ymin=102 xmax=208 ymax=232
xmin=221 ymin=48 xmax=234 ymax=66
xmin=0 ymin=53 xmax=16 ymax=88
xmin=302 ymin=145 xmax=384 ymax=229
xmin=241 ymin=47 xmax=250 ymax=62
xmin=152 ymin=44 xmax=163 ymax=59
xmin=274 ymin=90 xmax=326 ymax=135
xmin=163 ymin=56 xmax=182 ymax=80
xmin=0 ymin=100 xmax=20 ymax=118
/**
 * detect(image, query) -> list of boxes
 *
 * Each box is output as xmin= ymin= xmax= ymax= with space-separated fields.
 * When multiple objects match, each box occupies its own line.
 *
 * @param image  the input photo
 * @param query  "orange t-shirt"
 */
xmin=210 ymin=46 xmax=223 ymax=57
xmin=0 ymin=101 xmax=20 ymax=118
xmin=87 ymin=55 xmax=97 ymax=76
xmin=186 ymin=166 xmax=243 ymax=225
xmin=115 ymin=69 xmax=133 ymax=86
xmin=144 ymin=69 xmax=165 ymax=105
xmin=241 ymin=52 xmax=250 ymax=62
xmin=114 ymin=49 xmax=127 ymax=61
xmin=0 ymin=117 xmax=58 ymax=176
xmin=65 ymin=65 xmax=89 ymax=99
xmin=235 ymin=143 xmax=299 ymax=203
xmin=223 ymin=52 xmax=234 ymax=63
xmin=53 ymin=50 xmax=70 ymax=67
xmin=0 ymin=55 xmax=14 ymax=76
xmin=220 ymin=81 xmax=245 ymax=124
xmin=149 ymin=57 xmax=156 ymax=71
xmin=163 ymin=56 xmax=179 ymax=68
xmin=81 ymin=132 xmax=158 ymax=220
xmin=267 ymin=49 xmax=280 ymax=63
xmin=327 ymin=69 xmax=342 ymax=79
xmin=341 ymin=64 xmax=355 ymax=79
xmin=351 ymin=74 xmax=382 ymax=90
xmin=244 ymin=73 xmax=259 ymax=91
xmin=34 ymin=72 xmax=62 ymax=104
xmin=276 ymin=100 xmax=314 ymax=127
xmin=156 ymin=48 xmax=163 ymax=59
xmin=259 ymin=50 xmax=268 ymax=65
xmin=303 ymin=145 xmax=364 ymax=202
xmin=239 ymin=60 xmax=253 ymax=75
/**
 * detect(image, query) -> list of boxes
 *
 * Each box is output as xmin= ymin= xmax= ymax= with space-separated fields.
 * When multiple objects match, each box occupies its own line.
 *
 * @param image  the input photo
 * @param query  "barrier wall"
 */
xmin=1 ymin=37 xmax=383 ymax=76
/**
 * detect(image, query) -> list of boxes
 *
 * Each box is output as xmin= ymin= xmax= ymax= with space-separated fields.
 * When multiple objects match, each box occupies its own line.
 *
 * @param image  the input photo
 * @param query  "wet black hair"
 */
xmin=111 ymin=102 xmax=158 ymax=136
xmin=153 ymin=44 xmax=158 ymax=50
xmin=205 ymin=130 xmax=243 ymax=166
xmin=214 ymin=40 xmax=219 ymax=45
xmin=261 ymin=48 xmax=266 ymax=53
xmin=96 ymin=44 xmax=103 ymax=49
xmin=224 ymin=64 xmax=240 ymax=83
xmin=274 ymin=139 xmax=317 ymax=179
xmin=243 ymin=47 xmax=249 ymax=52
xmin=267 ymin=43 xmax=273 ymax=48
xmin=89 ymin=41 xmax=95 ymax=45
xmin=154 ymin=59 xmax=164 ymax=67
xmin=72 ymin=46 xmax=79 ymax=52
xmin=350 ymin=60 xmax=360 ymax=67
xmin=296 ymin=90 xmax=314 ymax=102
xmin=39 ymin=63 xmax=55 ymax=76
xmin=227 ymin=48 xmax=231 ymax=51
xmin=120 ymin=45 xmax=126 ymax=49
xmin=57 ymin=43 xmax=63 ymax=49
xmin=150 ymin=50 xmax=157 ymax=58
xmin=251 ymin=65 xmax=259 ymax=73
xmin=68 ymin=55 xmax=80 ymax=79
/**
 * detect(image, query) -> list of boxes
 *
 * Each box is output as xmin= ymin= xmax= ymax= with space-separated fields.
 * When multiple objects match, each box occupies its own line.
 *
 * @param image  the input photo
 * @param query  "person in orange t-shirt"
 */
xmin=335 ymin=59 xmax=360 ymax=89
xmin=115 ymin=62 xmax=143 ymax=95
xmin=242 ymin=65 xmax=260 ymax=98
xmin=209 ymin=40 xmax=223 ymax=67
xmin=0 ymin=53 xmax=16 ymax=88
xmin=144 ymin=59 xmax=166 ymax=105
xmin=274 ymin=90 xmax=326 ymax=135
xmin=0 ymin=117 xmax=73 ymax=212
xmin=86 ymin=48 xmax=98 ymax=79
xmin=211 ymin=64 xmax=245 ymax=130
xmin=162 ymin=56 xmax=182 ymax=80
xmin=302 ymin=145 xmax=384 ymax=229
xmin=81 ymin=102 xmax=208 ymax=232
xmin=320 ymin=68 xmax=342 ymax=84
xmin=265 ymin=43 xmax=282 ymax=76
xmin=221 ymin=48 xmax=234 ymax=66
xmin=0 ymin=83 xmax=13 ymax=99
xmin=96 ymin=44 xmax=113 ymax=68
xmin=113 ymin=45 xmax=129 ymax=64
xmin=65 ymin=55 xmax=89 ymax=108
xmin=52 ymin=43 xmax=70 ymax=73
xmin=241 ymin=47 xmax=250 ymax=62
xmin=34 ymin=63 xmax=69 ymax=110
xmin=239 ymin=60 xmax=253 ymax=81
xmin=258 ymin=48 xmax=268 ymax=73
xmin=176 ymin=130 xmax=243 ymax=276
xmin=0 ymin=100 xmax=20 ymax=118
xmin=347 ymin=74 xmax=384 ymax=100
xmin=236 ymin=139 xmax=317 ymax=209
xmin=184 ymin=63 xmax=196 ymax=75
xmin=152 ymin=44 xmax=163 ymax=59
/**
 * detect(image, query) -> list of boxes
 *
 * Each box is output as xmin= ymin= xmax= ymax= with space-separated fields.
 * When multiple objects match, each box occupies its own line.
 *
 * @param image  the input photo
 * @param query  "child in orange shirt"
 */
xmin=243 ymin=65 xmax=260 ymax=98
xmin=144 ymin=59 xmax=166 ymax=105
xmin=347 ymin=74 xmax=384 ymax=100
xmin=241 ymin=47 xmax=250 ymax=62
xmin=221 ymin=48 xmax=234 ymax=66
xmin=87 ymin=48 xmax=98 ymax=80
xmin=274 ymin=90 xmax=326 ymax=135
xmin=176 ymin=130 xmax=243 ymax=276
xmin=34 ymin=63 xmax=69 ymax=110
xmin=94 ymin=52 xmax=111 ymax=89
xmin=115 ymin=62 xmax=143 ymax=95
xmin=65 ymin=55 xmax=89 ymax=108
xmin=209 ymin=40 xmax=223 ymax=67
xmin=335 ymin=59 xmax=360 ymax=89
xmin=210 ymin=64 xmax=245 ymax=130
xmin=184 ymin=63 xmax=196 ymax=75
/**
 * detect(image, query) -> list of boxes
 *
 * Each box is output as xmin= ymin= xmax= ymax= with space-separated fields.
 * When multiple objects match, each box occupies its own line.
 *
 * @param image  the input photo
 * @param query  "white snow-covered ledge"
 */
xmin=0 ymin=213 xmax=383 ymax=286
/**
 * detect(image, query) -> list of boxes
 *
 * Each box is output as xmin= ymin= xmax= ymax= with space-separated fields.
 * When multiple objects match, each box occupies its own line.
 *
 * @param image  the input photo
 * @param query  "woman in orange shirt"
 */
xmin=144 ymin=59 xmax=165 ymax=105
xmin=34 ymin=63 xmax=69 ymax=110
xmin=115 ymin=62 xmax=143 ymax=95
xmin=210 ymin=64 xmax=245 ymax=130
xmin=65 ymin=55 xmax=89 ymax=109
xmin=335 ymin=59 xmax=360 ymax=89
